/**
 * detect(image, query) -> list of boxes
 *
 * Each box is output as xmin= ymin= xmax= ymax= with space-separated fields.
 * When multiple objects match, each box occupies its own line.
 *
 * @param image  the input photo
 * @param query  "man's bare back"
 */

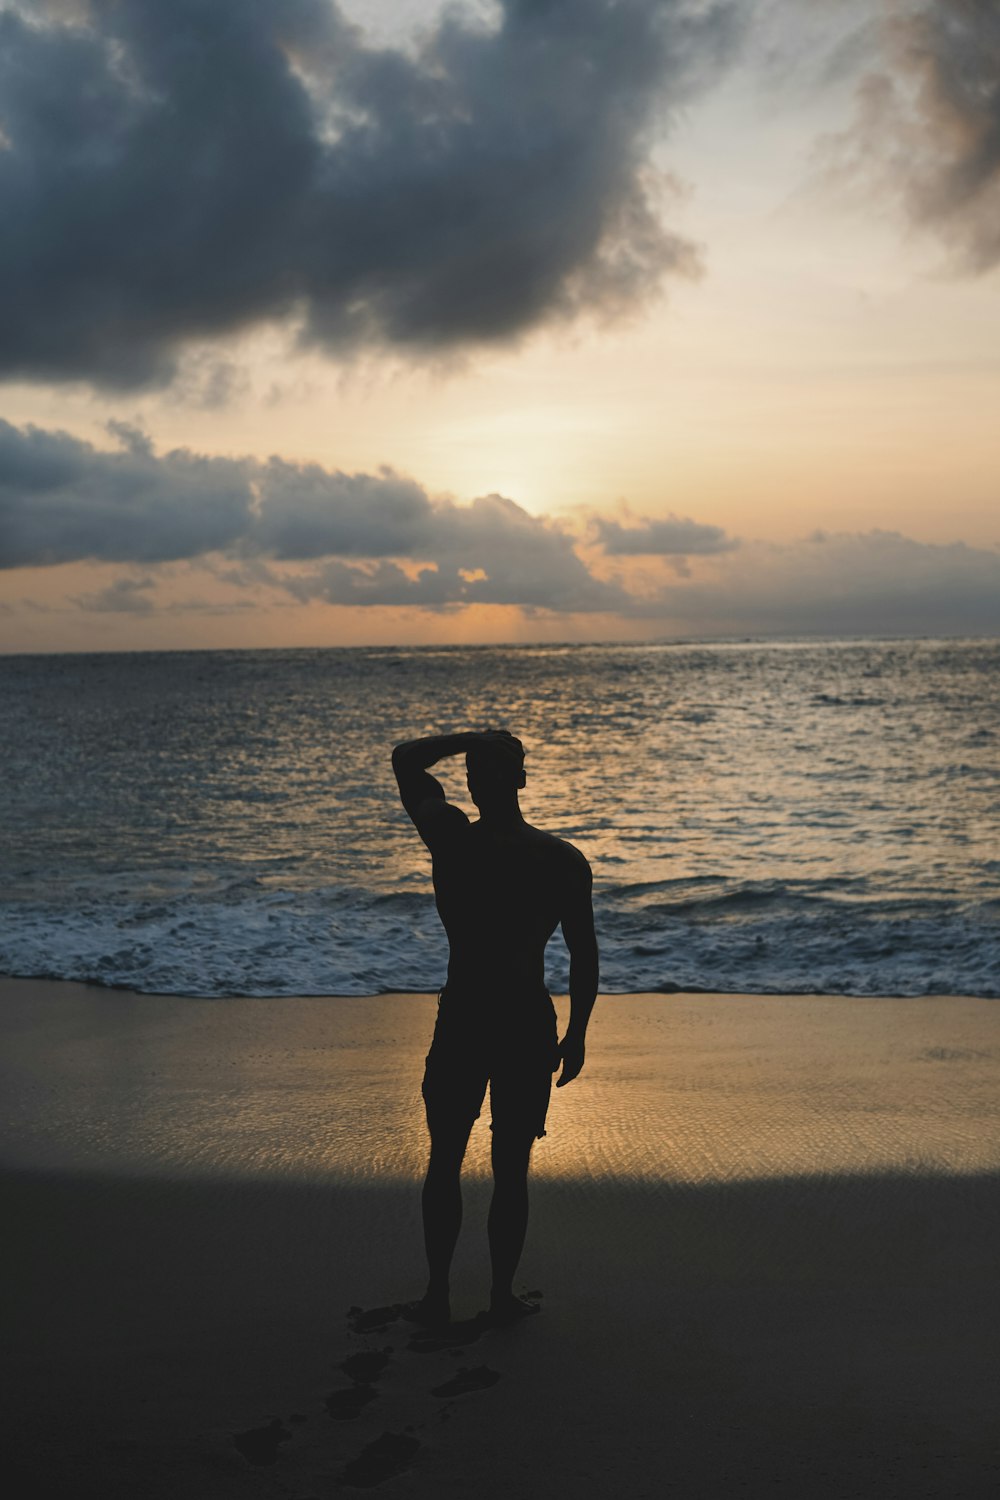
xmin=432 ymin=816 xmax=592 ymax=997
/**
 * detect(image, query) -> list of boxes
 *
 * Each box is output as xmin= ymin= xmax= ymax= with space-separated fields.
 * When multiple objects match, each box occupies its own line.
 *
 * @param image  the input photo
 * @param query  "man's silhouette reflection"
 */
xmin=392 ymin=730 xmax=599 ymax=1326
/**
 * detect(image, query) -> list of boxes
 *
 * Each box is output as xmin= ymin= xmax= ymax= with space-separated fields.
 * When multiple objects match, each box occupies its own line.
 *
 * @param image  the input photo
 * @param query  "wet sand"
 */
xmin=3 ymin=977 xmax=999 ymax=1497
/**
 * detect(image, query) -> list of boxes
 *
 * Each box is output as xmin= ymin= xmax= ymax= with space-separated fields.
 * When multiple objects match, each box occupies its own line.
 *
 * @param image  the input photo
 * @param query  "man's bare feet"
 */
xmin=402 ymin=1292 xmax=451 ymax=1328
xmin=486 ymin=1292 xmax=540 ymax=1327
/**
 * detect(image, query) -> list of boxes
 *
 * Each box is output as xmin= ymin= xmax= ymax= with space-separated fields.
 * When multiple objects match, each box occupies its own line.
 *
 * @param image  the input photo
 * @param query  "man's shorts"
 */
xmin=421 ymin=988 xmax=561 ymax=1140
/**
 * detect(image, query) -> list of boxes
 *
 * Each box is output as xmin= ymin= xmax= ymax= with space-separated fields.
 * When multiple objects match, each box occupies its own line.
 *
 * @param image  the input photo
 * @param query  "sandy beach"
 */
xmin=3 ymin=977 xmax=999 ymax=1497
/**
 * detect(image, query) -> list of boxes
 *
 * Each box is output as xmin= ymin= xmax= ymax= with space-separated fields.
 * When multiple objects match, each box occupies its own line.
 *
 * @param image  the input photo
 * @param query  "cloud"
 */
xmin=638 ymin=529 xmax=1000 ymax=636
xmin=2 ymin=418 xmax=997 ymax=635
xmin=821 ymin=0 xmax=1000 ymax=272
xmin=0 ymin=418 xmax=254 ymax=566
xmin=0 ymin=417 xmax=624 ymax=611
xmin=287 ymin=493 xmax=626 ymax=611
xmin=593 ymin=512 xmax=736 ymax=555
xmin=73 ymin=574 xmax=156 ymax=613
xmin=743 ymin=0 xmax=879 ymax=98
xmin=251 ymin=460 xmax=434 ymax=560
xmin=0 ymin=0 xmax=741 ymax=390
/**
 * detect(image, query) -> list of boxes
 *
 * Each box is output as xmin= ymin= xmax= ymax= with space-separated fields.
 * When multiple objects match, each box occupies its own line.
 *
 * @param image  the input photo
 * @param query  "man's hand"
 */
xmin=473 ymin=729 xmax=524 ymax=761
xmin=554 ymin=1032 xmax=585 ymax=1088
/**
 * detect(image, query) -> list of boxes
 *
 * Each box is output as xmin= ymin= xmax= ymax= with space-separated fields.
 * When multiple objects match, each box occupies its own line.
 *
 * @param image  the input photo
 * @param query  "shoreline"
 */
xmin=1 ymin=973 xmax=991 ymax=1002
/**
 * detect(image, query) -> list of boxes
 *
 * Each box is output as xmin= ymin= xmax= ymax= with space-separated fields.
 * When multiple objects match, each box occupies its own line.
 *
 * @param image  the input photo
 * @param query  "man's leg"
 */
xmin=417 ymin=1113 xmax=475 ymax=1324
xmin=487 ymin=1130 xmax=538 ymax=1322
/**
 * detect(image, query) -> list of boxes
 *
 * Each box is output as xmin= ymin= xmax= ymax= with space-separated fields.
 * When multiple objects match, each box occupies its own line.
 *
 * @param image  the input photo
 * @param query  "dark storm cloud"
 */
xmin=897 ymin=0 xmax=1000 ymax=271
xmin=593 ymin=512 xmax=736 ymax=555
xmin=0 ymin=0 xmax=741 ymax=389
xmin=827 ymin=0 xmax=1000 ymax=272
xmin=0 ymin=417 xmax=624 ymax=611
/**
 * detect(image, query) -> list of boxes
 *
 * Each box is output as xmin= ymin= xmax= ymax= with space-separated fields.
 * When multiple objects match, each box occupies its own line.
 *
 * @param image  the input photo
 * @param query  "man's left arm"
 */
xmin=556 ymin=854 xmax=599 ymax=1087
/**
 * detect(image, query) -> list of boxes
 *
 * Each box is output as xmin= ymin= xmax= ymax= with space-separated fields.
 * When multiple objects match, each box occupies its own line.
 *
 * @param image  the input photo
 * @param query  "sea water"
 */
xmin=1 ymin=640 xmax=997 ymax=997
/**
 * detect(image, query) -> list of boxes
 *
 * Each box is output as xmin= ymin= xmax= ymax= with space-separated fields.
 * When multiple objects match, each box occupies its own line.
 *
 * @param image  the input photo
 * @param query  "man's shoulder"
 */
xmin=526 ymin=827 xmax=592 ymax=879
xmin=416 ymin=796 xmax=471 ymax=852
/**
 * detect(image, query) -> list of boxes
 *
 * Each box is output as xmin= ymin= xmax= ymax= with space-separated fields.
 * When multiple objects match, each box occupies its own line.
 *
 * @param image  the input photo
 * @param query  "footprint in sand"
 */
xmin=342 ymin=1350 xmax=392 ymax=1382
xmin=325 ymin=1385 xmax=379 ymax=1420
xmin=347 ymin=1299 xmax=490 ymax=1356
xmin=347 ymin=1303 xmax=404 ymax=1335
xmin=430 ymin=1364 xmax=502 ymax=1398
xmin=406 ymin=1315 xmax=488 ymax=1355
xmin=341 ymin=1430 xmax=423 ymax=1489
xmin=233 ymin=1416 xmax=293 ymax=1466
xmin=232 ymin=1296 xmax=528 ymax=1483
xmin=326 ymin=1346 xmax=394 ymax=1421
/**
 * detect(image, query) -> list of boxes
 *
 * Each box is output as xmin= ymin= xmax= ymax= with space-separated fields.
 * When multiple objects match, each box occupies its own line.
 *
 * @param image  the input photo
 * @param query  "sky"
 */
xmin=0 ymin=0 xmax=998 ymax=650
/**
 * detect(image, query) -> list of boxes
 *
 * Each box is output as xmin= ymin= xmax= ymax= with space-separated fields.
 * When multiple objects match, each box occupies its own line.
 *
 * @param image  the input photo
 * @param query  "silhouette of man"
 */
xmin=392 ymin=730 xmax=598 ymax=1326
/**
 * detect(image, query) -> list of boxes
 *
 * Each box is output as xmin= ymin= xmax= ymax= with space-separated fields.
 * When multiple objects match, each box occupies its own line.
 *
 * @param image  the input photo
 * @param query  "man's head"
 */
xmin=466 ymin=733 xmax=526 ymax=812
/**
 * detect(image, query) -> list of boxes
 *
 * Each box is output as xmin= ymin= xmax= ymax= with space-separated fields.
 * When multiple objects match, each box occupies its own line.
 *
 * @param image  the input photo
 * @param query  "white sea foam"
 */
xmin=1 ymin=879 xmax=996 ymax=998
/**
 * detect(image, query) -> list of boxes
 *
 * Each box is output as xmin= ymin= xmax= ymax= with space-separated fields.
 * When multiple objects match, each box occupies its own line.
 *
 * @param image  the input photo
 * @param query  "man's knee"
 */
xmin=426 ymin=1117 xmax=475 ymax=1174
xmin=490 ymin=1131 xmax=534 ymax=1180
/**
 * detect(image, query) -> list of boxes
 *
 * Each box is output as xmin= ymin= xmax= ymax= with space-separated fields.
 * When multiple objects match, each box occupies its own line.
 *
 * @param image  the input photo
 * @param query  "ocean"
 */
xmin=1 ymin=640 xmax=997 ymax=998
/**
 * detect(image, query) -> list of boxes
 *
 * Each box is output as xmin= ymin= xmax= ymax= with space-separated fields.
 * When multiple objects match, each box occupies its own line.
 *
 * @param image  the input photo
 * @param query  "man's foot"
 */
xmin=485 ymin=1292 xmax=540 ymax=1327
xmin=402 ymin=1292 xmax=451 ymax=1329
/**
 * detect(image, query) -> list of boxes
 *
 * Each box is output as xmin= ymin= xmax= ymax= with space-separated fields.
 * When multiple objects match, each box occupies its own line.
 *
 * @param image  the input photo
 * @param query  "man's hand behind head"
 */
xmin=478 ymin=729 xmax=524 ymax=759
xmin=467 ymin=730 xmax=525 ymax=780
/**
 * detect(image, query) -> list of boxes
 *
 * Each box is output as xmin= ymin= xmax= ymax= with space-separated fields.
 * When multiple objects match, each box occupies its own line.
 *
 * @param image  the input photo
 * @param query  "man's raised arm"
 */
xmin=556 ymin=854 xmax=599 ymax=1088
xmin=392 ymin=733 xmax=473 ymax=811
xmin=391 ymin=733 xmax=476 ymax=848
